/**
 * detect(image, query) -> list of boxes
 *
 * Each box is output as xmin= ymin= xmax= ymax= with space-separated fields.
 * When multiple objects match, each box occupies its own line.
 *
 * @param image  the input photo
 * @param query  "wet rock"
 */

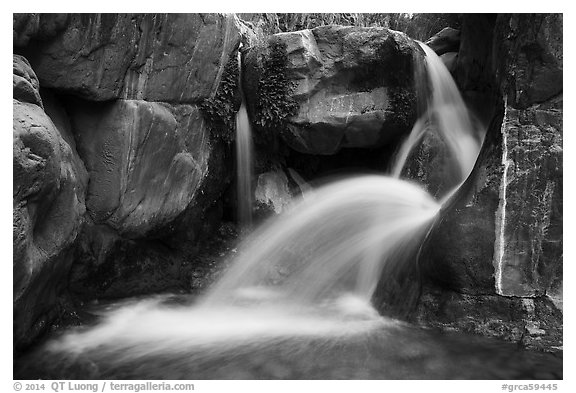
xmin=424 ymin=27 xmax=460 ymax=56
xmin=255 ymin=169 xmax=294 ymax=214
xmin=414 ymin=14 xmax=562 ymax=351
xmin=23 ymin=14 xmax=241 ymax=103
xmin=244 ymin=25 xmax=421 ymax=155
xmin=13 ymin=13 xmax=69 ymax=47
xmin=13 ymin=55 xmax=42 ymax=108
xmin=494 ymin=100 xmax=562 ymax=297
xmin=413 ymin=287 xmax=563 ymax=353
xmin=68 ymin=99 xmax=211 ymax=238
xmin=492 ymin=14 xmax=563 ymax=299
xmin=494 ymin=14 xmax=562 ymax=108
xmin=13 ymin=61 xmax=88 ymax=347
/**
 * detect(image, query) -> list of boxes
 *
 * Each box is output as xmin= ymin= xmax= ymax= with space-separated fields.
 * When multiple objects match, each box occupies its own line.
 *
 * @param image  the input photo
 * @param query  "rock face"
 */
xmin=414 ymin=14 xmax=562 ymax=350
xmin=19 ymin=14 xmax=240 ymax=103
xmin=244 ymin=25 xmax=421 ymax=155
xmin=13 ymin=55 xmax=88 ymax=347
xmin=424 ymin=27 xmax=460 ymax=56
xmin=493 ymin=14 xmax=563 ymax=299
xmin=13 ymin=13 xmax=242 ymax=348
xmin=69 ymin=100 xmax=211 ymax=238
xmin=254 ymin=169 xmax=298 ymax=216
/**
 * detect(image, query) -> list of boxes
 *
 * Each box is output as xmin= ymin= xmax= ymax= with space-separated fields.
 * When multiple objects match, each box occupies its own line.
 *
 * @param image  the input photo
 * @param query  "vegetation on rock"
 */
xmin=200 ymin=54 xmax=241 ymax=144
xmin=253 ymin=37 xmax=299 ymax=143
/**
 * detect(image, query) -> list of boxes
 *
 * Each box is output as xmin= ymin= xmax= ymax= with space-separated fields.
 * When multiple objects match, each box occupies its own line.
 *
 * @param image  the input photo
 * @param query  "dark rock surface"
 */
xmin=13 ymin=55 xmax=43 ymax=108
xmin=493 ymin=14 xmax=563 ymax=300
xmin=424 ymin=27 xmax=460 ymax=56
xmin=414 ymin=13 xmax=562 ymax=350
xmin=20 ymin=14 xmax=241 ymax=103
xmin=68 ymin=99 xmax=211 ymax=237
xmin=244 ymin=25 xmax=422 ymax=155
xmin=13 ymin=56 xmax=88 ymax=348
xmin=12 ymin=13 xmax=242 ymax=348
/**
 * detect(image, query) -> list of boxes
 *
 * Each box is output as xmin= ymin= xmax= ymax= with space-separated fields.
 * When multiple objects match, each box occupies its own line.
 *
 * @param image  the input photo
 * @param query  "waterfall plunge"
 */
xmin=47 ymin=42 xmax=484 ymax=365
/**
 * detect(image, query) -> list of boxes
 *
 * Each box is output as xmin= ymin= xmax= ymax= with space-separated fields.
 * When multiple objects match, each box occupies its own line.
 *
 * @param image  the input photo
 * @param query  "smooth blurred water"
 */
xmin=235 ymin=101 xmax=254 ymax=229
xmin=32 ymin=39 xmax=501 ymax=380
xmin=392 ymin=42 xmax=485 ymax=201
xmin=203 ymin=176 xmax=440 ymax=306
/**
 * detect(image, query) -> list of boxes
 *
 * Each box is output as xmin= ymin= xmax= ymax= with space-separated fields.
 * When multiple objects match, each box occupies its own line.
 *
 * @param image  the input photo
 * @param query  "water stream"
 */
xmin=235 ymin=50 xmax=254 ymax=229
xmin=23 ymin=42 xmax=496 ymax=379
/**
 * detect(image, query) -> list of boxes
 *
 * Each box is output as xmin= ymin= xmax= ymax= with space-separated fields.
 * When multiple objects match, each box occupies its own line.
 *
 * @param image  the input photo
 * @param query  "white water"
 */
xmin=47 ymin=41 xmax=485 ymax=366
xmin=235 ymin=101 xmax=254 ymax=228
xmin=392 ymin=42 xmax=484 ymax=201
xmin=236 ymin=49 xmax=254 ymax=229
xmin=203 ymin=176 xmax=440 ymax=306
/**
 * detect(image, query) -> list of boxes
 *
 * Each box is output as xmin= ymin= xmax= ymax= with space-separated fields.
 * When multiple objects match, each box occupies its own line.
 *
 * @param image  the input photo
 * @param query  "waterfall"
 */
xmin=44 ymin=38 xmax=486 ymax=367
xmin=392 ymin=42 xmax=484 ymax=200
xmin=235 ymin=49 xmax=254 ymax=229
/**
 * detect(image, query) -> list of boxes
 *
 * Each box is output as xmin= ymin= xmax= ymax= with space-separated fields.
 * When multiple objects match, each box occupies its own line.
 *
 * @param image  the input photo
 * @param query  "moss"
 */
xmin=388 ymin=87 xmax=417 ymax=130
xmin=200 ymin=53 xmax=241 ymax=144
xmin=253 ymin=37 xmax=299 ymax=143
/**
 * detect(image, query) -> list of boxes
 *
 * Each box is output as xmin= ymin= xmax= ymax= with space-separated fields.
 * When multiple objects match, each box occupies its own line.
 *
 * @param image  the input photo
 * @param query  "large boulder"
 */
xmin=20 ymin=14 xmax=240 ymax=103
xmin=13 ymin=55 xmax=88 ymax=348
xmin=244 ymin=25 xmax=422 ymax=155
xmin=68 ymin=99 xmax=211 ymax=238
xmin=12 ymin=13 xmax=243 ymax=338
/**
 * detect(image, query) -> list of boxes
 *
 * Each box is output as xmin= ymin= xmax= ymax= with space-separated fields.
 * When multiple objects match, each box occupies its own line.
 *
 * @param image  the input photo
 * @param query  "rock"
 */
xmin=244 ymin=25 xmax=421 ymax=155
xmin=413 ymin=14 xmax=562 ymax=351
xmin=495 ymin=14 xmax=562 ymax=108
xmin=24 ymin=13 xmax=241 ymax=103
xmin=255 ymin=169 xmax=294 ymax=214
xmin=13 ymin=55 xmax=43 ymax=108
xmin=68 ymin=99 xmax=211 ymax=238
xmin=13 ymin=68 xmax=88 ymax=347
xmin=13 ymin=14 xmax=69 ymax=47
xmin=491 ymin=14 xmax=563 ymax=299
xmin=440 ymin=52 xmax=458 ymax=73
xmin=494 ymin=99 xmax=562 ymax=297
xmin=424 ymin=27 xmax=460 ymax=56
xmin=13 ymin=14 xmax=39 ymax=47
xmin=412 ymin=287 xmax=562 ymax=352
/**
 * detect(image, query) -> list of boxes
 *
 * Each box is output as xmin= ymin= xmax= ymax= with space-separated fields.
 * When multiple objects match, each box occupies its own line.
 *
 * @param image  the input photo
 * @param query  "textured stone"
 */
xmin=13 ymin=14 xmax=69 ymax=47
xmin=494 ymin=14 xmax=563 ymax=108
xmin=13 ymin=55 xmax=42 ymax=108
xmin=13 ymin=14 xmax=40 ymax=47
xmin=245 ymin=25 xmax=421 ymax=155
xmin=24 ymin=13 xmax=241 ymax=103
xmin=254 ymin=169 xmax=294 ymax=214
xmin=69 ymin=99 xmax=211 ymax=238
xmin=494 ymin=101 xmax=562 ymax=297
xmin=13 ymin=86 xmax=88 ymax=347
xmin=425 ymin=27 xmax=460 ymax=56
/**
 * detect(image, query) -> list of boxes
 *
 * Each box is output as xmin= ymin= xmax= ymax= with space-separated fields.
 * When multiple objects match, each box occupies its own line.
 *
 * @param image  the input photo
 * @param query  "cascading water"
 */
xmin=33 ymin=42 xmax=488 ymax=378
xmin=235 ymin=50 xmax=254 ymax=229
xmin=392 ymin=42 xmax=485 ymax=202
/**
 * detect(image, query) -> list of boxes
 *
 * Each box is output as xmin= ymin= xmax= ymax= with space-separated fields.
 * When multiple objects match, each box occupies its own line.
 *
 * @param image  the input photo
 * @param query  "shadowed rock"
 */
xmin=69 ymin=99 xmax=211 ymax=238
xmin=21 ymin=14 xmax=241 ymax=103
xmin=425 ymin=27 xmax=460 ymax=56
xmin=13 ymin=55 xmax=88 ymax=348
